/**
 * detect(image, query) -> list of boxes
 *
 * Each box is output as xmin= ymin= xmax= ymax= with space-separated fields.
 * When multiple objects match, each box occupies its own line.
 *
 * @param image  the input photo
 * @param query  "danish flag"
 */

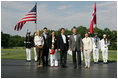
xmin=89 ymin=3 xmax=96 ymax=34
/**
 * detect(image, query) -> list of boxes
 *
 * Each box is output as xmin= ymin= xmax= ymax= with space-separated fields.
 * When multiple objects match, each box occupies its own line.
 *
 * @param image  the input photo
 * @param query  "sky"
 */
xmin=1 ymin=1 xmax=117 ymax=36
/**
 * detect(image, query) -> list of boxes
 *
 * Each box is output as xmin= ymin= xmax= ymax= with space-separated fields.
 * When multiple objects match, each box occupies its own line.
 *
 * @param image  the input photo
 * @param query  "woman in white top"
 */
xmin=33 ymin=33 xmax=38 ymax=62
xmin=34 ymin=30 xmax=44 ymax=67
xmin=48 ymin=31 xmax=58 ymax=67
xmin=82 ymin=32 xmax=92 ymax=69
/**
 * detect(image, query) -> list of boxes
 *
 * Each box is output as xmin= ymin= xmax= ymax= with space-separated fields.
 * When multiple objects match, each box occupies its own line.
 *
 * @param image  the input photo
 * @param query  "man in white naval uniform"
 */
xmin=100 ymin=34 xmax=110 ymax=64
xmin=92 ymin=33 xmax=100 ymax=64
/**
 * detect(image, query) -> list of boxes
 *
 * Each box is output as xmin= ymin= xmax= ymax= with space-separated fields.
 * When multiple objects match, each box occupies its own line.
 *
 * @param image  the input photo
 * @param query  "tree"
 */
xmin=1 ymin=32 xmax=10 ymax=48
xmin=1 ymin=26 xmax=117 ymax=50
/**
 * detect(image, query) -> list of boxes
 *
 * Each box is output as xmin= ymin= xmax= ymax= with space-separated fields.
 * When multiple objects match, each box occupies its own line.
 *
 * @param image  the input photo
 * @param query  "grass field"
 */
xmin=1 ymin=48 xmax=117 ymax=62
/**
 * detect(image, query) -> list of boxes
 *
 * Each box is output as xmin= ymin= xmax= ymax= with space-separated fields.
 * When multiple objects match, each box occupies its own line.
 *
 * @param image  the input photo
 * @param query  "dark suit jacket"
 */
xmin=41 ymin=33 xmax=50 ymax=49
xmin=57 ymin=34 xmax=69 ymax=51
xmin=48 ymin=35 xmax=58 ymax=49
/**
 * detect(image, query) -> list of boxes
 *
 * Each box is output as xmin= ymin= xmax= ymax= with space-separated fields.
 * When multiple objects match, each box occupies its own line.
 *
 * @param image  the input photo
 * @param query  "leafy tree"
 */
xmin=1 ymin=26 xmax=117 ymax=50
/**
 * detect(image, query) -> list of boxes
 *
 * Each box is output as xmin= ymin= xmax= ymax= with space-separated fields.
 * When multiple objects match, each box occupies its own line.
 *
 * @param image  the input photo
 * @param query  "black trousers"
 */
xmin=72 ymin=49 xmax=81 ymax=67
xmin=60 ymin=44 xmax=67 ymax=66
xmin=42 ymin=48 xmax=49 ymax=66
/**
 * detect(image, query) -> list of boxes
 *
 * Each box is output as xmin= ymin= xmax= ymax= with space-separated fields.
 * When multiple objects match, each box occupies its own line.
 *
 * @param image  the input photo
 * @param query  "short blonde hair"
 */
xmin=36 ymin=30 xmax=40 ymax=36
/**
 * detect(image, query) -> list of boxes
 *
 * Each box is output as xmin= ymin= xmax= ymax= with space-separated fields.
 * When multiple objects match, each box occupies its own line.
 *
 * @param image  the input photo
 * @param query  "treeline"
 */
xmin=1 ymin=26 xmax=117 ymax=50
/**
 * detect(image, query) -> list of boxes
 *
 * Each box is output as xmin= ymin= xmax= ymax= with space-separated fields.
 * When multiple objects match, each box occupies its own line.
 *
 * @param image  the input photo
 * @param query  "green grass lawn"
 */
xmin=1 ymin=48 xmax=117 ymax=62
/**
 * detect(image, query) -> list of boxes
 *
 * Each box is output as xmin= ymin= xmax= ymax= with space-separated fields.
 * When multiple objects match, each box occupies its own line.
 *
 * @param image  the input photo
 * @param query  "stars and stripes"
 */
xmin=14 ymin=3 xmax=37 ymax=31
xmin=89 ymin=3 xmax=96 ymax=34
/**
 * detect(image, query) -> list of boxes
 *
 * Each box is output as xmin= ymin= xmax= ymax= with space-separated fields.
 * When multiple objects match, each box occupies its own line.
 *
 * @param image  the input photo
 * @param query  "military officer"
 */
xmin=24 ymin=32 xmax=33 ymax=62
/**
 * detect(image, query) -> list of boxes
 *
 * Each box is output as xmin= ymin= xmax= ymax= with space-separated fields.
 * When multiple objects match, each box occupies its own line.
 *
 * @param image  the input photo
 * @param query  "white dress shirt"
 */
xmin=43 ymin=33 xmax=47 ymax=39
xmin=52 ymin=38 xmax=55 ymax=43
xmin=34 ymin=36 xmax=44 ymax=46
xmin=73 ymin=34 xmax=77 ymax=41
xmin=61 ymin=34 xmax=66 ymax=44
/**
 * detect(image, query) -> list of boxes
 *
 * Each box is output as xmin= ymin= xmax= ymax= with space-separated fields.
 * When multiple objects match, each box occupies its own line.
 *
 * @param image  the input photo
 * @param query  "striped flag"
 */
xmin=89 ymin=3 xmax=96 ymax=34
xmin=14 ymin=3 xmax=37 ymax=31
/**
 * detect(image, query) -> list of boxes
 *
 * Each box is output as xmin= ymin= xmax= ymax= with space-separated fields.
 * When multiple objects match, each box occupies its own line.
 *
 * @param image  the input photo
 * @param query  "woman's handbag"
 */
xmin=50 ymin=49 xmax=55 ymax=54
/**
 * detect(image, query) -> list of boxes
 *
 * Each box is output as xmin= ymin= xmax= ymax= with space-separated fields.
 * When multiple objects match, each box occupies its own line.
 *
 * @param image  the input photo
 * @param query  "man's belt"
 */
xmin=104 ymin=46 xmax=107 ymax=48
xmin=85 ymin=50 xmax=88 ymax=51
xmin=95 ymin=47 xmax=98 ymax=48
xmin=64 ymin=43 xmax=67 ymax=45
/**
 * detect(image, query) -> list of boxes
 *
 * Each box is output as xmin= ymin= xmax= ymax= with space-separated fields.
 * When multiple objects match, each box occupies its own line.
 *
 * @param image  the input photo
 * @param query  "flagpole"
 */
xmin=35 ymin=2 xmax=37 ymax=32
xmin=95 ymin=2 xmax=97 ymax=33
xmin=35 ymin=23 xmax=37 ymax=32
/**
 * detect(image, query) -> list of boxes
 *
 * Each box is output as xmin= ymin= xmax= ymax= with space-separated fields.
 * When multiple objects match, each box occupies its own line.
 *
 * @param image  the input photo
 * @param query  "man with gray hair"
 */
xmin=69 ymin=27 xmax=82 ymax=69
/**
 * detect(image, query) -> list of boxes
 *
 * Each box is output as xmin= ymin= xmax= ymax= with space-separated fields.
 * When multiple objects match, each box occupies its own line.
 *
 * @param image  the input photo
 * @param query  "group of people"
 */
xmin=24 ymin=27 xmax=110 ymax=69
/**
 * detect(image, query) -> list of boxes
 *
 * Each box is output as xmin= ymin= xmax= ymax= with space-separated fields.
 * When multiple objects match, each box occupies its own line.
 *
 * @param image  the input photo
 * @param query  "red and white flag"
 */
xmin=89 ymin=3 xmax=96 ymax=34
xmin=14 ymin=3 xmax=37 ymax=31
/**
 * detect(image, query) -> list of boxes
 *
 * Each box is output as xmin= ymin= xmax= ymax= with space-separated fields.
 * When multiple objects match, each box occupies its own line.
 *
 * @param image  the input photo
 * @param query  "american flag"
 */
xmin=14 ymin=3 xmax=37 ymax=31
xmin=89 ymin=3 xmax=96 ymax=34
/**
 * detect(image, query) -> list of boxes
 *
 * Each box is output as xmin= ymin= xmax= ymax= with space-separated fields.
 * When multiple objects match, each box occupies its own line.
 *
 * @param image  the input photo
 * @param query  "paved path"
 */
xmin=1 ymin=59 xmax=117 ymax=78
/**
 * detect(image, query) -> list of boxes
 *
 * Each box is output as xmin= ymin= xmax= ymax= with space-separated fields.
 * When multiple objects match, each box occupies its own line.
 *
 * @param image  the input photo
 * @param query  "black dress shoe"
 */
xmin=78 ymin=66 xmax=82 ymax=69
xmin=73 ymin=66 xmax=77 ymax=69
xmin=94 ymin=62 xmax=96 ymax=64
xmin=63 ymin=65 xmax=67 ymax=68
xmin=94 ymin=62 xmax=98 ymax=64
xmin=60 ymin=64 xmax=64 ymax=68
xmin=26 ymin=60 xmax=31 ymax=62
xmin=96 ymin=62 xmax=98 ymax=64
xmin=61 ymin=65 xmax=64 ymax=68
xmin=46 ymin=64 xmax=49 ymax=66
xmin=105 ymin=62 xmax=108 ymax=64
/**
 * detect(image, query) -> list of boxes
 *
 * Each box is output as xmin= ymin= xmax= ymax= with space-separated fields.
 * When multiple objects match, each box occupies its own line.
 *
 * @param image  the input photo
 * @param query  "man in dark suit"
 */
xmin=69 ymin=27 xmax=82 ymax=69
xmin=42 ymin=27 xmax=50 ymax=66
xmin=57 ymin=28 xmax=69 ymax=68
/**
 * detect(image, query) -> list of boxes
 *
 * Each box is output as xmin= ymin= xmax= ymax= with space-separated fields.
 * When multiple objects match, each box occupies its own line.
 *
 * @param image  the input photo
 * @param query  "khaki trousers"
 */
xmin=36 ymin=46 xmax=43 ymax=65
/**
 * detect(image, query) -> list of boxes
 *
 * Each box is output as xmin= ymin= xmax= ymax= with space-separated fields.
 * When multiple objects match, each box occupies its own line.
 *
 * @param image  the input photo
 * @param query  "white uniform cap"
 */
xmin=103 ymin=34 xmax=106 ymax=36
